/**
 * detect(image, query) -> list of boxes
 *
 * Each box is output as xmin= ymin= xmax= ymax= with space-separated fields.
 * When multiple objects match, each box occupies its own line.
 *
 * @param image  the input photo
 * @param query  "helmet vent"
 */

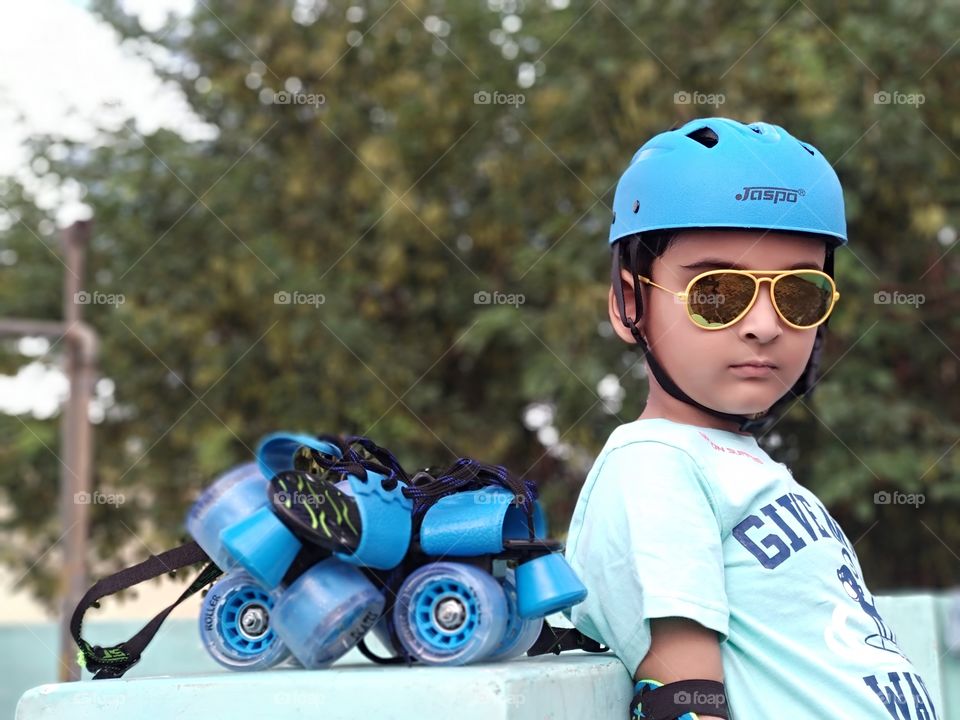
xmin=798 ymin=141 xmax=815 ymax=156
xmin=686 ymin=126 xmax=719 ymax=148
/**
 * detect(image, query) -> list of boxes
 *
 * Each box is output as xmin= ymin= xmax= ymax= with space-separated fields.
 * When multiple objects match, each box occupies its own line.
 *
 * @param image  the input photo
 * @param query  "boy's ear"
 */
xmin=608 ymin=268 xmax=646 ymax=345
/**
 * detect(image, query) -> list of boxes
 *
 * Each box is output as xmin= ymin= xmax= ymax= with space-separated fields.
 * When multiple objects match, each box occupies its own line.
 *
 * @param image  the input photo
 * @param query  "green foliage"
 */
xmin=2 ymin=0 xmax=960 ymax=605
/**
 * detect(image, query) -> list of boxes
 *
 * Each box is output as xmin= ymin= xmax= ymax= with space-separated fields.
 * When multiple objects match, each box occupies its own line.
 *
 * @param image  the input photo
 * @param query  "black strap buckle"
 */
xmin=79 ymin=641 xmax=139 ymax=680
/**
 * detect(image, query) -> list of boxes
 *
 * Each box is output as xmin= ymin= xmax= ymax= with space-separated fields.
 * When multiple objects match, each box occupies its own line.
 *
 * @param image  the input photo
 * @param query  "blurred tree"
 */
xmin=1 ymin=0 xmax=959 ymax=605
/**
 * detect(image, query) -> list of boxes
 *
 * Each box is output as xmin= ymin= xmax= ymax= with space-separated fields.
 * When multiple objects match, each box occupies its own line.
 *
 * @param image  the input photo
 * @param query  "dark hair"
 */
xmin=610 ymin=230 xmax=678 ymax=341
xmin=616 ymin=230 xmax=678 ymax=283
xmin=615 ymin=227 xmax=838 ymax=279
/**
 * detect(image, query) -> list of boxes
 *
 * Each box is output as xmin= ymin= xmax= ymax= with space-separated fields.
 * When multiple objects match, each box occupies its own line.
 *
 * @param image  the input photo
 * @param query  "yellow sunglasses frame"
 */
xmin=637 ymin=268 xmax=840 ymax=331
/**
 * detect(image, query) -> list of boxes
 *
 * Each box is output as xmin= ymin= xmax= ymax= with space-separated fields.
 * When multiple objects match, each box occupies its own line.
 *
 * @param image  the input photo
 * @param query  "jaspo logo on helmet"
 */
xmin=735 ymin=186 xmax=806 ymax=204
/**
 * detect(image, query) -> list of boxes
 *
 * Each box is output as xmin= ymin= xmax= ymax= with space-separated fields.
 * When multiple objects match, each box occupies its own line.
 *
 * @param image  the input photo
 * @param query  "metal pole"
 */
xmin=0 ymin=319 xmax=72 ymax=337
xmin=0 ymin=318 xmax=98 ymax=681
xmin=57 ymin=220 xmax=94 ymax=682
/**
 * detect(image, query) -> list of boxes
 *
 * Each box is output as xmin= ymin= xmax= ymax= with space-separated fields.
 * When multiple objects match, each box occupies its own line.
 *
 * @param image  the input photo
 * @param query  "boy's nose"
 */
xmin=737 ymin=287 xmax=783 ymax=343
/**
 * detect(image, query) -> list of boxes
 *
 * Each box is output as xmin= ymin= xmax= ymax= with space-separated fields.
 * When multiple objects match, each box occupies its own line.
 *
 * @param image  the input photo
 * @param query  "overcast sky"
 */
xmin=0 ymin=0 xmax=208 ymax=423
xmin=0 ymin=0 xmax=206 ymax=621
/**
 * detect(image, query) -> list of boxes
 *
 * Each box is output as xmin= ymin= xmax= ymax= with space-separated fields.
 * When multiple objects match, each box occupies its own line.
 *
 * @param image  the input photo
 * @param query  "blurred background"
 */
xmin=1 ymin=0 xmax=959 ymax=707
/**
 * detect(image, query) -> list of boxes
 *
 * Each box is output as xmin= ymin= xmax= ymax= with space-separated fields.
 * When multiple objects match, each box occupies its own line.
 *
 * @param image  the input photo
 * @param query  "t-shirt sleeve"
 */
xmin=566 ymin=440 xmax=729 ymax=677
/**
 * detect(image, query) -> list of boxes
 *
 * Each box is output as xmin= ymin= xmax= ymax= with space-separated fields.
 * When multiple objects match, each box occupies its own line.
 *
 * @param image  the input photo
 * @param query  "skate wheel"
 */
xmin=393 ymin=562 xmax=507 ymax=665
xmin=488 ymin=568 xmax=543 ymax=661
xmin=271 ymin=557 xmax=384 ymax=669
xmin=515 ymin=552 xmax=587 ymax=618
xmin=199 ymin=572 xmax=290 ymax=671
xmin=186 ymin=463 xmax=270 ymax=571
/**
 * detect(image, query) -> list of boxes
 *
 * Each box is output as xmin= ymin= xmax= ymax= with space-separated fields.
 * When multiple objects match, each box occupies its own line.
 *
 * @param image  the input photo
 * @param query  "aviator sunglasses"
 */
xmin=637 ymin=268 xmax=840 ymax=330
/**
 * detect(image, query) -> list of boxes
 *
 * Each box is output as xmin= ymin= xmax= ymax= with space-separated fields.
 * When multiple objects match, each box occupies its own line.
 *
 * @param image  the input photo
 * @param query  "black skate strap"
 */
xmin=527 ymin=621 xmax=609 ymax=656
xmin=71 ymin=540 xmax=221 ymax=679
xmin=356 ymin=620 xmax=609 ymax=663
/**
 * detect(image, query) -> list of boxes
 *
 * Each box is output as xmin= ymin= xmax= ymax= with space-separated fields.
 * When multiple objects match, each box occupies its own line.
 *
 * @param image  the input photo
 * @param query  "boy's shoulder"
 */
xmin=602 ymin=417 xmax=767 ymax=462
xmin=569 ymin=419 xmax=727 ymax=541
xmin=594 ymin=418 xmax=771 ymax=487
xmin=583 ymin=419 xmax=715 ymax=497
xmin=601 ymin=417 xmax=714 ymax=461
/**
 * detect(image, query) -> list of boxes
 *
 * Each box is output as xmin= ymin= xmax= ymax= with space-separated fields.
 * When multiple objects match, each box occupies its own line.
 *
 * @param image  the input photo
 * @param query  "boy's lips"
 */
xmin=729 ymin=359 xmax=778 ymax=378
xmin=729 ymin=358 xmax=778 ymax=368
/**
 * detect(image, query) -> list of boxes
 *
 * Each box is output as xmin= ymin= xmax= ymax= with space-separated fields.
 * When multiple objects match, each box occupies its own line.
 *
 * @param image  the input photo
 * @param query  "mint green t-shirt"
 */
xmin=563 ymin=418 xmax=941 ymax=719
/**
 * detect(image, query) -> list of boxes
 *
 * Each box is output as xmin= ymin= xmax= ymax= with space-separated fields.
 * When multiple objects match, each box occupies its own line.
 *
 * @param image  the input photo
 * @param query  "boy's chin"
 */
xmin=703 ymin=393 xmax=780 ymax=417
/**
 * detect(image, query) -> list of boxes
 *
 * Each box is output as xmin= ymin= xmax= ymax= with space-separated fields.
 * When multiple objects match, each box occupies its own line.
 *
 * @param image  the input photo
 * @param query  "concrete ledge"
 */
xmin=874 ymin=592 xmax=945 ymax=711
xmin=12 ymin=593 xmax=959 ymax=720
xmin=17 ymin=651 xmax=630 ymax=720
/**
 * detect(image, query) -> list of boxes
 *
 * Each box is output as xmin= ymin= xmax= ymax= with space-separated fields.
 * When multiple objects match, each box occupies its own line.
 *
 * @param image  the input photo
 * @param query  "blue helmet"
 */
xmin=608 ymin=117 xmax=848 ymax=435
xmin=608 ymin=117 xmax=847 ymax=246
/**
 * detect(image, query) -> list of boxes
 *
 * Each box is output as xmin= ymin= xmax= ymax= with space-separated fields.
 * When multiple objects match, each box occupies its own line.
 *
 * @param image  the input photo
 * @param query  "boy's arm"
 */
xmin=635 ymin=617 xmax=726 ymax=720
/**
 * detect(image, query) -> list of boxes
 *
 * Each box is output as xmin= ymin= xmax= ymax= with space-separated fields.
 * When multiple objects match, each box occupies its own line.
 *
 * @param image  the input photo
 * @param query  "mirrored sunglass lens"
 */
xmin=774 ymin=272 xmax=833 ymax=326
xmin=688 ymin=272 xmax=755 ymax=327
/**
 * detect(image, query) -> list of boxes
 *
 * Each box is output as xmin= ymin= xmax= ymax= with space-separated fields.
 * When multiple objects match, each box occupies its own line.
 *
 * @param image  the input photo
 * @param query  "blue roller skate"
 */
xmin=362 ymin=457 xmax=590 ymax=666
xmin=70 ymin=432 xmax=606 ymax=679
xmin=189 ymin=432 xmax=412 ymax=670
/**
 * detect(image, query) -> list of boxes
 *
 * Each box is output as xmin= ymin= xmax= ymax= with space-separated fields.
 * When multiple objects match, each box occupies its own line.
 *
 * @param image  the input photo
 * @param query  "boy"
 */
xmin=563 ymin=117 xmax=941 ymax=719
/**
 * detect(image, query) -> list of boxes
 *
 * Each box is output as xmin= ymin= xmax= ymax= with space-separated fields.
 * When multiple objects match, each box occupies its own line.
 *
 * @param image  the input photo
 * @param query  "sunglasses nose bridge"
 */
xmin=745 ymin=276 xmax=781 ymax=322
xmin=755 ymin=275 xmax=776 ymax=302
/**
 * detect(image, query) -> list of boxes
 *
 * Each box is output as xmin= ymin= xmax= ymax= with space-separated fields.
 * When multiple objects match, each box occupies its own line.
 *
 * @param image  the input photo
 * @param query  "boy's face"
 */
xmin=609 ymin=229 xmax=829 ymax=422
